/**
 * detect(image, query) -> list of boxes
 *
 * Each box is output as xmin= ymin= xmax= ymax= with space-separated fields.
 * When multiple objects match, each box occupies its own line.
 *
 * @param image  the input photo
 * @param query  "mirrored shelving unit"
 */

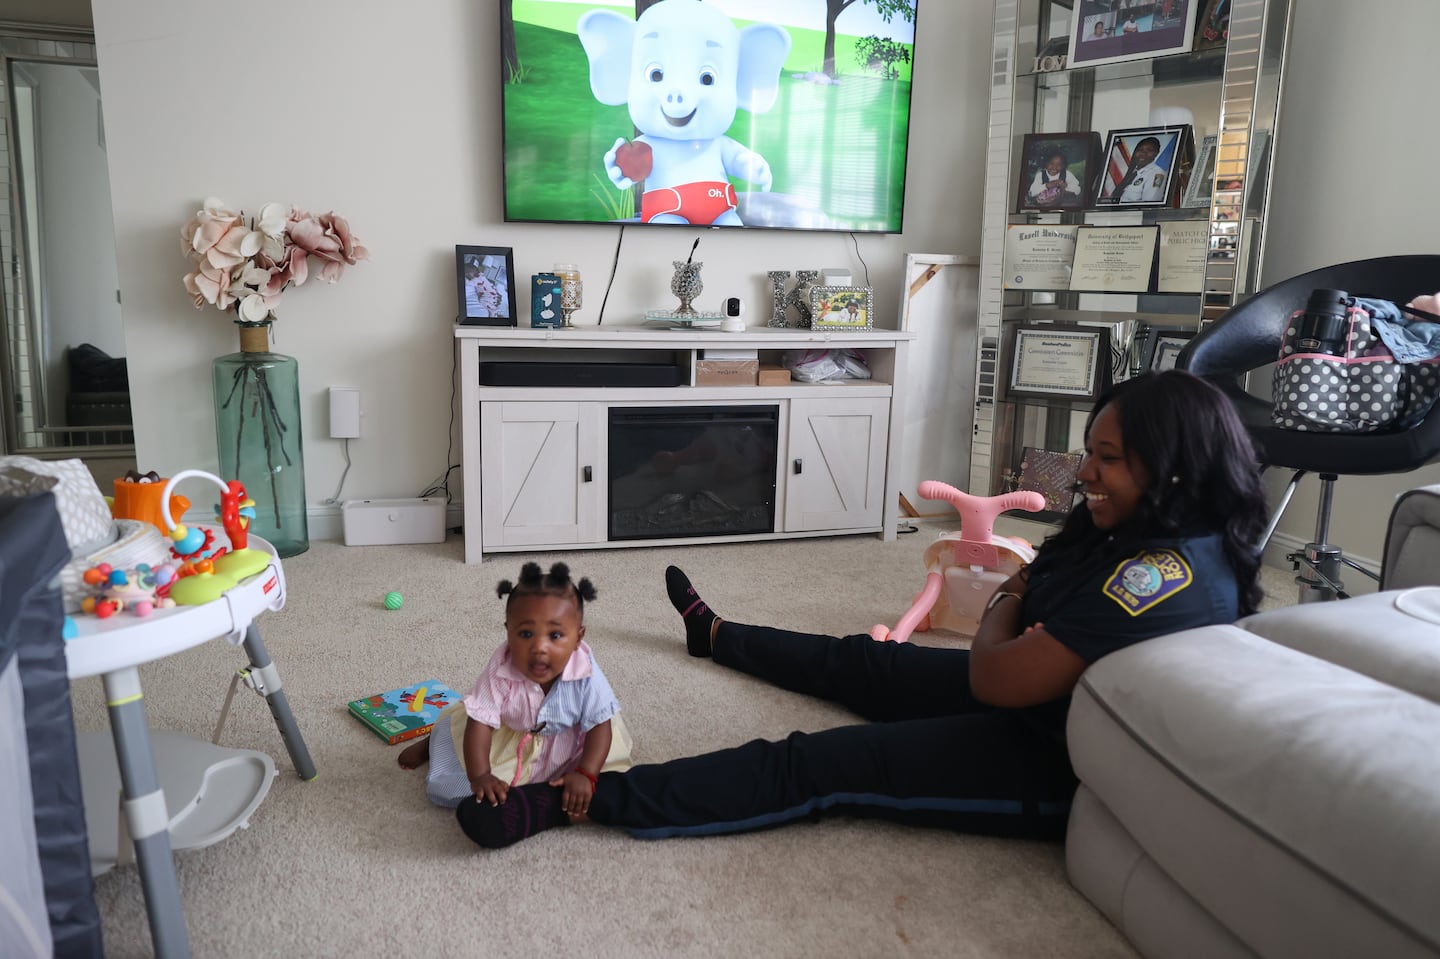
xmin=971 ymin=0 xmax=1292 ymax=501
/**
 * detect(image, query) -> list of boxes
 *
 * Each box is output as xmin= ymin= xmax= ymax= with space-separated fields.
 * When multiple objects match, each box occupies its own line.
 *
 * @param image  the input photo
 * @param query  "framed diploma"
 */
xmin=1068 ymin=225 xmax=1158 ymax=292
xmin=1157 ymin=220 xmax=1207 ymax=293
xmin=1007 ymin=324 xmax=1111 ymax=401
xmin=1003 ymin=224 xmax=1079 ymax=289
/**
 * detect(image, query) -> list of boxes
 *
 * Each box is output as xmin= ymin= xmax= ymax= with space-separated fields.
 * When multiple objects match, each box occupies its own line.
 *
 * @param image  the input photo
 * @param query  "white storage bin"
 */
xmin=342 ymin=498 xmax=446 ymax=546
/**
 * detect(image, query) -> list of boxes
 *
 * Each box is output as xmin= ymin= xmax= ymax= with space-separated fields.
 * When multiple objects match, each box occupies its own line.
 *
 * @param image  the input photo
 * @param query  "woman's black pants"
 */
xmin=587 ymin=622 xmax=1078 ymax=840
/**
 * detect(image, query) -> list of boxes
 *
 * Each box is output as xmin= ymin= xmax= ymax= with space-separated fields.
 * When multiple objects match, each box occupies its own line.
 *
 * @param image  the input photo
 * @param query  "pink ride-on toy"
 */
xmin=871 ymin=482 xmax=1047 ymax=643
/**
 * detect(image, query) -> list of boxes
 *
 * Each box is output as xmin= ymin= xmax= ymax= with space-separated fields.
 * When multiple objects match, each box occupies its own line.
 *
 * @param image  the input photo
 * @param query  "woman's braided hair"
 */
xmin=496 ymin=561 xmax=597 ymax=614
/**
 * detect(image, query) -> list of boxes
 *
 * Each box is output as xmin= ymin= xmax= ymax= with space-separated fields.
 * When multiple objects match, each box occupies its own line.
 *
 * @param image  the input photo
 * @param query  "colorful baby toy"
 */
xmin=80 ymin=562 xmax=178 ymax=618
xmin=870 ymin=482 xmax=1046 ymax=643
xmin=160 ymin=469 xmax=274 ymax=606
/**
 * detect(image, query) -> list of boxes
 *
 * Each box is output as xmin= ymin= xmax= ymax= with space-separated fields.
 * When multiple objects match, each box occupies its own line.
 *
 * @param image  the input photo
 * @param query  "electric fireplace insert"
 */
xmin=608 ymin=406 xmax=779 ymax=540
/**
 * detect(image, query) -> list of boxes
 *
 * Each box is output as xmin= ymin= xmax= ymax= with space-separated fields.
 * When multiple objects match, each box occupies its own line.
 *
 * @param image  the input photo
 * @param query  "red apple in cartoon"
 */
xmin=614 ymin=140 xmax=653 ymax=181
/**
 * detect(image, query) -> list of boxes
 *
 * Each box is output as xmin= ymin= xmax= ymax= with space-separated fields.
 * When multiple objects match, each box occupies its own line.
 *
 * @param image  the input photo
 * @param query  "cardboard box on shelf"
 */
xmin=695 ymin=359 xmax=759 ymax=386
xmin=757 ymin=364 xmax=791 ymax=386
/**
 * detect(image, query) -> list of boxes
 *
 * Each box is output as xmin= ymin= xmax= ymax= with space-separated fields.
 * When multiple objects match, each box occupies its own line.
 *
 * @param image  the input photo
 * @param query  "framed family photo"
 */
xmin=455 ymin=245 xmax=517 ymax=326
xmin=1067 ymin=0 xmax=1200 ymax=68
xmin=811 ymin=285 xmax=874 ymax=329
xmin=1014 ymin=132 xmax=1101 ymax=212
xmin=1095 ymin=124 xmax=1192 ymax=208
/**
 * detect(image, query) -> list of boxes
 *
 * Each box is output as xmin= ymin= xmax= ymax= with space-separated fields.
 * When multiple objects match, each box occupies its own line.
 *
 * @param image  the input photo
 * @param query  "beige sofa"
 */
xmin=1066 ymin=487 xmax=1440 ymax=959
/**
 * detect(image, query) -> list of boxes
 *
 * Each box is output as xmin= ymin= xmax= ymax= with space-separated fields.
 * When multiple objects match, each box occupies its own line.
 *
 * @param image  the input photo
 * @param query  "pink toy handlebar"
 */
xmin=915 ymin=481 xmax=1047 ymax=547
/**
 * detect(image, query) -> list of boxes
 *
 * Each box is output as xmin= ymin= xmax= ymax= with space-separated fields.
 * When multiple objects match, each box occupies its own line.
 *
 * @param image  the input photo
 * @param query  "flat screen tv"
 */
xmin=500 ymin=0 xmax=920 ymax=233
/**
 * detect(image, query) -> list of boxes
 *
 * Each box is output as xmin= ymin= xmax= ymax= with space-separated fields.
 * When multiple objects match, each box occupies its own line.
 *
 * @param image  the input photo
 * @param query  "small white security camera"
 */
xmin=721 ymin=297 xmax=745 ymax=331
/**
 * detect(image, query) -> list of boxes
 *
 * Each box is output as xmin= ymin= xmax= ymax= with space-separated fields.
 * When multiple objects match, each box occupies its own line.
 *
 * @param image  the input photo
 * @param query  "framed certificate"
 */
xmin=1157 ymin=220 xmax=1207 ymax=293
xmin=1068 ymin=226 xmax=1158 ymax=292
xmin=1007 ymin=324 xmax=1111 ymax=401
xmin=1003 ymin=224 xmax=1079 ymax=289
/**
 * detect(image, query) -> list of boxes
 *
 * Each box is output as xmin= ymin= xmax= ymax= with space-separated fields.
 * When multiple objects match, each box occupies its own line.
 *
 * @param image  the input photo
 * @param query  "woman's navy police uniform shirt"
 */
xmin=1018 ymin=531 xmax=1241 ymax=742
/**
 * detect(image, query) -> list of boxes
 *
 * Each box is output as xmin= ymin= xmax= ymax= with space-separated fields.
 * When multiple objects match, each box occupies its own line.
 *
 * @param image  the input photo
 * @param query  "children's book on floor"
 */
xmin=348 ymin=680 xmax=460 ymax=745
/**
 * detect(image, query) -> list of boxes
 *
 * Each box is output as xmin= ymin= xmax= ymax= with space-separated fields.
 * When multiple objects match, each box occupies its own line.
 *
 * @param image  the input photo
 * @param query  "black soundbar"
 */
xmin=479 ymin=361 xmax=683 ymax=388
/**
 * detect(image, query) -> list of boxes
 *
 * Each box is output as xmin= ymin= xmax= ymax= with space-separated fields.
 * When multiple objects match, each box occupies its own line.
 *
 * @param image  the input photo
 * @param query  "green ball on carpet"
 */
xmin=384 ymin=591 xmax=404 ymax=611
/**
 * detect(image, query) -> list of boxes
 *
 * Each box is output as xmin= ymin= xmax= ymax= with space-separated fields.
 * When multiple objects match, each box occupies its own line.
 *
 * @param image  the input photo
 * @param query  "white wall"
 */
xmin=88 ymin=0 xmax=1440 ymax=563
xmin=89 ymin=0 xmax=991 ymax=515
xmin=1261 ymin=0 xmax=1440 ymax=565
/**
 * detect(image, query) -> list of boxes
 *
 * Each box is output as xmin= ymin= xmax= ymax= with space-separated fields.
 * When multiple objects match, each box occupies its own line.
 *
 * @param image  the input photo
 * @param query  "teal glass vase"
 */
xmin=212 ymin=322 xmax=309 ymax=557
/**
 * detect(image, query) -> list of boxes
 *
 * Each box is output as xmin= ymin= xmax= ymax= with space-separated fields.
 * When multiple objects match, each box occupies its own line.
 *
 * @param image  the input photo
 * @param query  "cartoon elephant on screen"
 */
xmin=577 ymin=0 xmax=791 ymax=226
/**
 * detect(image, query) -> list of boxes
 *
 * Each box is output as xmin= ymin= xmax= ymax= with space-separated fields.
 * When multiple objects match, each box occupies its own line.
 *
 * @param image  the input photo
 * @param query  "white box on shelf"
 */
xmin=342 ymin=497 xmax=446 ymax=546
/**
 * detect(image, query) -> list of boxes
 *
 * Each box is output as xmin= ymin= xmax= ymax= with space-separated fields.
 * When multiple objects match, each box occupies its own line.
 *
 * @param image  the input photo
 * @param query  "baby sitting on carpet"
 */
xmin=398 ymin=561 xmax=632 ymax=826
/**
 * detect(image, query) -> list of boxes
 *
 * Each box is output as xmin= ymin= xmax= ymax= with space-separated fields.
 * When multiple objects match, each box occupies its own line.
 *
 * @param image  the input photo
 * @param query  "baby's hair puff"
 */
xmin=496 ymin=561 xmax=598 ymax=615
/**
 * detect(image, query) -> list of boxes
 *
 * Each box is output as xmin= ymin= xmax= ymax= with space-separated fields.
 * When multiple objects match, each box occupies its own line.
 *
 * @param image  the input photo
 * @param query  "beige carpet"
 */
xmin=69 ymin=520 xmax=1297 ymax=958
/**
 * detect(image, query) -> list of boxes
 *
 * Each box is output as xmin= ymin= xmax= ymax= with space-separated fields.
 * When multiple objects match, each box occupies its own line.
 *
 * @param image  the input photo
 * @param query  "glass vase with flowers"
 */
xmin=181 ymin=198 xmax=368 ymax=556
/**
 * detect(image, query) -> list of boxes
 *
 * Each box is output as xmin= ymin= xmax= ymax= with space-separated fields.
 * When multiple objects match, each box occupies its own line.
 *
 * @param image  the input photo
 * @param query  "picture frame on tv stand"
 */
xmin=455 ymin=245 xmax=517 ymax=327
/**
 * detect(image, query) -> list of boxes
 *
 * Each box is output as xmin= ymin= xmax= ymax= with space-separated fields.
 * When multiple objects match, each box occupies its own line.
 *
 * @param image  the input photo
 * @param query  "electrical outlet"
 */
xmin=329 ymin=387 xmax=361 ymax=439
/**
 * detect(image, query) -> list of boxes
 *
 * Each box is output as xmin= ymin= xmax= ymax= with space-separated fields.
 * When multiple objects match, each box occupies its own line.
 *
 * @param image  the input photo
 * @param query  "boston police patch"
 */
xmin=1102 ymin=549 xmax=1193 ymax=616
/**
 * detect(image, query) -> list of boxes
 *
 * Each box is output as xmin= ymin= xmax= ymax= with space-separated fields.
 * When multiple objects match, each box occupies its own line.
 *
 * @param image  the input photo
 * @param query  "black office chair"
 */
xmin=1178 ymin=254 xmax=1440 ymax=602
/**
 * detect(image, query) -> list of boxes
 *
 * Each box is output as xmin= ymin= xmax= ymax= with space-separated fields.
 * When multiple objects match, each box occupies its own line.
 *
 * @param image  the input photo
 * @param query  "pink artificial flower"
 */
xmin=183 ymin=259 xmax=240 ymax=311
xmin=289 ymin=210 xmax=370 ymax=283
xmin=181 ymin=197 xmax=367 ymax=320
xmin=259 ymin=245 xmax=309 ymax=295
xmin=181 ymin=198 xmax=251 ymax=269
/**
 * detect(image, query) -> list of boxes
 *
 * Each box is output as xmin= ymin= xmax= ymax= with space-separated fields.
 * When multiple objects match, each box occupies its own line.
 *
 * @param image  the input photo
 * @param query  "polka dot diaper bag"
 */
xmin=1272 ymin=297 xmax=1440 ymax=433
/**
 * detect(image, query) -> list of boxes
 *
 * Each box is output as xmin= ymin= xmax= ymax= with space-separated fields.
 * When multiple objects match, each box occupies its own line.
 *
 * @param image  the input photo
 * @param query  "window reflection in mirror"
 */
xmin=1 ymin=28 xmax=130 ymax=453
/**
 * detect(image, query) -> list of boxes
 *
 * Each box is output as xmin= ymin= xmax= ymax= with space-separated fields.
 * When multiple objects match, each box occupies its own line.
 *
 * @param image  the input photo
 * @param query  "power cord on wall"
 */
xmin=320 ymin=438 xmax=352 ymax=506
xmin=595 ymin=223 xmax=627 ymax=325
xmin=848 ymin=232 xmax=872 ymax=288
xmin=419 ymin=334 xmax=461 ymax=530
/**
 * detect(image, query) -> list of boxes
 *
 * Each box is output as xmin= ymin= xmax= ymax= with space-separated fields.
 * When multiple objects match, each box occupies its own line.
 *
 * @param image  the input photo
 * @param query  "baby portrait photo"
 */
xmin=455 ymin=245 xmax=517 ymax=326
xmin=1095 ymin=124 xmax=1191 ymax=208
xmin=1015 ymin=132 xmax=1101 ymax=211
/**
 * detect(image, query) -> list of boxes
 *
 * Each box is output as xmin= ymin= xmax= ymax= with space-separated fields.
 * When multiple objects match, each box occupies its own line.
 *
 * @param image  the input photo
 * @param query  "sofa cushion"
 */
xmin=1384 ymin=485 xmax=1440 ymax=589
xmin=1238 ymin=587 xmax=1440 ymax=706
xmin=1069 ymin=625 xmax=1440 ymax=957
xmin=1066 ymin=786 xmax=1257 ymax=959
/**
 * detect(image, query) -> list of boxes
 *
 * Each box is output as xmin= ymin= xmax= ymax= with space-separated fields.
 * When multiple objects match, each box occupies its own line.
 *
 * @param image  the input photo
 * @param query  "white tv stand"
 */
xmin=455 ymin=324 xmax=915 ymax=564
